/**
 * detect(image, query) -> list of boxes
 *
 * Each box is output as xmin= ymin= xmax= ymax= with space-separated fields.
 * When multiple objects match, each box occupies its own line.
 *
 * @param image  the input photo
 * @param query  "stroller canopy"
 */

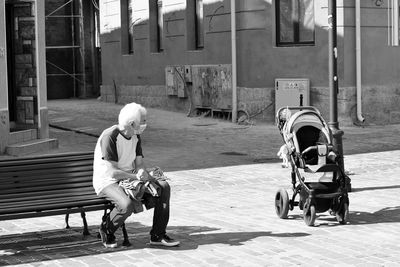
xmin=283 ymin=110 xmax=331 ymax=154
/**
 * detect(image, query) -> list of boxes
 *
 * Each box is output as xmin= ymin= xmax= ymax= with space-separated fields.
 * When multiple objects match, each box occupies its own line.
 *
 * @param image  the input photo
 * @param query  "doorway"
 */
xmin=5 ymin=1 xmax=37 ymax=132
xmin=6 ymin=3 xmax=16 ymax=126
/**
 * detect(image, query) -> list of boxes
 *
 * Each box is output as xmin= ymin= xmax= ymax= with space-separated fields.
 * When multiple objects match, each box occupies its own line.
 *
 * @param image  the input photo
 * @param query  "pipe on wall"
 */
xmin=391 ymin=0 xmax=399 ymax=45
xmin=231 ymin=0 xmax=237 ymax=123
xmin=355 ymin=0 xmax=365 ymax=122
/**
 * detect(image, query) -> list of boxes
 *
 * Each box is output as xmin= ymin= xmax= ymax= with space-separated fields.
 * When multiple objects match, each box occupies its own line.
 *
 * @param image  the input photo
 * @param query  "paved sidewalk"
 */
xmin=0 ymin=99 xmax=400 ymax=266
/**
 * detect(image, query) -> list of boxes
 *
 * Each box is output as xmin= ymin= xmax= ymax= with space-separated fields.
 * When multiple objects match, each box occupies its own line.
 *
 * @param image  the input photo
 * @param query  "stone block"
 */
xmin=20 ymin=86 xmax=37 ymax=96
xmin=15 ymin=63 xmax=33 ymax=70
xmin=15 ymin=54 xmax=32 ymax=64
xmin=16 ymin=96 xmax=35 ymax=124
xmin=6 ymin=138 xmax=59 ymax=156
xmin=22 ymin=39 xmax=32 ymax=54
xmin=14 ymin=3 xmax=32 ymax=17
xmin=390 ymin=111 xmax=400 ymax=124
xmin=18 ymin=20 xmax=35 ymax=40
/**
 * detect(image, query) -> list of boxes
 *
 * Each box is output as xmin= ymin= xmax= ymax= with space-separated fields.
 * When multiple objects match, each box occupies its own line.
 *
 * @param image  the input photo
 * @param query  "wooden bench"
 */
xmin=0 ymin=152 xmax=130 ymax=246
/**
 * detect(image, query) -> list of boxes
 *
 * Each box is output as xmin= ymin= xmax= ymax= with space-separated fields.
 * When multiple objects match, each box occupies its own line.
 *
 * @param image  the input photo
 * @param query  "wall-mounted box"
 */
xmin=275 ymin=78 xmax=310 ymax=114
xmin=184 ymin=65 xmax=192 ymax=83
xmin=165 ymin=66 xmax=186 ymax=98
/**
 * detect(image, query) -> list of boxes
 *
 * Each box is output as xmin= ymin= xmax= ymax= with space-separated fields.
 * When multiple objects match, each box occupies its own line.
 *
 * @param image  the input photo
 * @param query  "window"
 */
xmin=186 ymin=0 xmax=204 ymax=50
xmin=157 ymin=0 xmax=163 ymax=50
xmin=195 ymin=0 xmax=204 ymax=48
xmin=128 ymin=0 xmax=134 ymax=53
xmin=149 ymin=0 xmax=163 ymax=52
xmin=121 ymin=0 xmax=134 ymax=54
xmin=276 ymin=0 xmax=315 ymax=46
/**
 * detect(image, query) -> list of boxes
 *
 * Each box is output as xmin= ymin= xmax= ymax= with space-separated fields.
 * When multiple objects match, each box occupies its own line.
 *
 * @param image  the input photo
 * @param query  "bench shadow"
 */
xmin=0 ymin=222 xmax=309 ymax=265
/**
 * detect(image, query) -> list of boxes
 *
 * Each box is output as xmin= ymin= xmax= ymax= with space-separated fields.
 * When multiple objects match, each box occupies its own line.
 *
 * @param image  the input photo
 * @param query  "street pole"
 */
xmin=328 ymin=0 xmax=349 ymax=189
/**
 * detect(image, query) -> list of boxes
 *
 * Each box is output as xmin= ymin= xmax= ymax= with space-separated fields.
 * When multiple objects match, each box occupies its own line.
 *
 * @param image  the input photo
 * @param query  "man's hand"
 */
xmin=136 ymin=169 xmax=156 ymax=182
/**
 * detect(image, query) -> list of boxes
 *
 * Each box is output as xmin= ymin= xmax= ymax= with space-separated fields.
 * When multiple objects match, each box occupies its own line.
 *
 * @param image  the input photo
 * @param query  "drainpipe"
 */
xmin=355 ymin=0 xmax=365 ymax=122
xmin=231 ymin=0 xmax=237 ymax=123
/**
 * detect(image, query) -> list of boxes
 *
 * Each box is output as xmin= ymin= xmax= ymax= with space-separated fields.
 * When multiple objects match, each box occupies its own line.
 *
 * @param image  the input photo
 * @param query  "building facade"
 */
xmin=0 ymin=0 xmax=55 ymax=155
xmin=99 ymin=0 xmax=400 ymax=125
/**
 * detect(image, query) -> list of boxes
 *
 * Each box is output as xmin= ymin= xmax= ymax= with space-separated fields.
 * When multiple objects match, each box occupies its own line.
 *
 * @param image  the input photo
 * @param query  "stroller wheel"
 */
xmin=303 ymin=204 xmax=316 ymax=226
xmin=275 ymin=188 xmax=289 ymax=219
xmin=336 ymin=203 xmax=349 ymax=224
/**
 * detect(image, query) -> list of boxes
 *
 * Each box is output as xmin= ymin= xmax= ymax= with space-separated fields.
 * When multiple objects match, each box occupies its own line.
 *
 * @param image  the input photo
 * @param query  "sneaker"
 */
xmin=150 ymin=234 xmax=180 ymax=247
xmin=99 ymin=225 xmax=118 ymax=248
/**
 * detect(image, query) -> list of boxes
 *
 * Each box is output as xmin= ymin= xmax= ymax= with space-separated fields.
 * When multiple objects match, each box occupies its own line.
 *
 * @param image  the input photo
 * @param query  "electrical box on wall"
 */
xmin=165 ymin=66 xmax=186 ymax=98
xmin=184 ymin=65 xmax=192 ymax=83
xmin=275 ymin=78 xmax=310 ymax=114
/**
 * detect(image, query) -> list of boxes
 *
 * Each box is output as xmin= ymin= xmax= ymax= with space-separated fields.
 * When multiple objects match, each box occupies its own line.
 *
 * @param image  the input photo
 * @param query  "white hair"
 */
xmin=118 ymin=102 xmax=147 ymax=127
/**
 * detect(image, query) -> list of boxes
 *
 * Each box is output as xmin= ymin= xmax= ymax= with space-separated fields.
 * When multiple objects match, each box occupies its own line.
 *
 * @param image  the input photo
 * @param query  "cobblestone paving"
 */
xmin=1 ymin=151 xmax=400 ymax=266
xmin=1 ymin=99 xmax=400 ymax=266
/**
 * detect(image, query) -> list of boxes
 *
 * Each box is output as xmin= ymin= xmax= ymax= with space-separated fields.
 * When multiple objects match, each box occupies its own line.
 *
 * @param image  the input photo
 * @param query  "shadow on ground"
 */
xmin=351 ymin=185 xmax=400 ymax=192
xmin=274 ymin=205 xmax=400 ymax=227
xmin=0 ymin=222 xmax=309 ymax=265
xmin=347 ymin=206 xmax=400 ymax=225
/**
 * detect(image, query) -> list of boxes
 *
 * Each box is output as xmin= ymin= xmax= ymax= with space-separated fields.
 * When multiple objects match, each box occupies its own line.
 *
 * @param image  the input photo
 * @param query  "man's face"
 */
xmin=126 ymin=116 xmax=147 ymax=137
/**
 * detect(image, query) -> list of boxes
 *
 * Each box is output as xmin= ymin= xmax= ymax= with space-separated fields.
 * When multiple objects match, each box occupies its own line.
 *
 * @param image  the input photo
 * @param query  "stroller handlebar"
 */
xmin=301 ymin=144 xmax=334 ymax=156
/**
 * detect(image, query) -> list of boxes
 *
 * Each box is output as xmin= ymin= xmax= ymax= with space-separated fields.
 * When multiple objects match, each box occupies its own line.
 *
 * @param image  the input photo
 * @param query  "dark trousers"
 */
xmin=99 ymin=180 xmax=171 ymax=237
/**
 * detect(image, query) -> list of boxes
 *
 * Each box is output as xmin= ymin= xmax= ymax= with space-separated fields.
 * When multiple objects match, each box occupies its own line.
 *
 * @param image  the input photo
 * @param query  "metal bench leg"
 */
xmin=81 ymin=211 xmax=90 ymax=236
xmin=121 ymin=223 xmax=131 ymax=246
xmin=97 ymin=208 xmax=109 ymax=239
xmin=102 ymin=208 xmax=109 ymax=223
xmin=65 ymin=212 xmax=70 ymax=229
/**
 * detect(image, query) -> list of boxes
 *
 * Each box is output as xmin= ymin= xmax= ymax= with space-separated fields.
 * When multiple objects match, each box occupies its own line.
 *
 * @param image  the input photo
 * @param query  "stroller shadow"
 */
xmin=291 ymin=206 xmax=400 ymax=226
xmin=281 ymin=206 xmax=400 ymax=226
xmin=346 ymin=206 xmax=400 ymax=225
xmin=351 ymin=185 xmax=400 ymax=192
xmin=0 ymin=222 xmax=310 ymax=265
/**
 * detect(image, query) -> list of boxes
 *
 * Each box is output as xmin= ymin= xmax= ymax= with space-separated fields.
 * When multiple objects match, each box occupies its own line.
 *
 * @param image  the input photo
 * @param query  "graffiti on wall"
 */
xmin=191 ymin=65 xmax=232 ymax=110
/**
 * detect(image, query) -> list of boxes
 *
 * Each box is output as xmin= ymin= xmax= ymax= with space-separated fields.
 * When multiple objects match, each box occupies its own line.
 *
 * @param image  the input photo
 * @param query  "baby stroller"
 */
xmin=274 ymin=106 xmax=349 ymax=226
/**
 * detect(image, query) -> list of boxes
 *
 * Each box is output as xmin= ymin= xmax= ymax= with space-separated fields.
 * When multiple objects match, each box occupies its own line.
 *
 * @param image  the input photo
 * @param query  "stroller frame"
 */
xmin=275 ymin=106 xmax=349 ymax=226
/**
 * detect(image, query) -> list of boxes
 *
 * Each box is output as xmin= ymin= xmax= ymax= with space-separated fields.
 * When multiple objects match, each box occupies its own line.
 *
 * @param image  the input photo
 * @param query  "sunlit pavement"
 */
xmin=0 ymin=99 xmax=399 ymax=266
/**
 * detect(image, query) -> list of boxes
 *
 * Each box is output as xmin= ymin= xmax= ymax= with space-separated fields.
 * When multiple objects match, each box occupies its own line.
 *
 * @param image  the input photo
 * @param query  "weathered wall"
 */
xmin=341 ymin=0 xmax=400 ymax=124
xmin=99 ymin=0 xmax=400 ymax=125
xmin=99 ymin=0 xmax=328 ymax=121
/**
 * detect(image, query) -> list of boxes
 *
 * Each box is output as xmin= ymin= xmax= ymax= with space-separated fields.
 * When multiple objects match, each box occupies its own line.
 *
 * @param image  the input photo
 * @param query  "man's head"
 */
xmin=118 ymin=102 xmax=147 ymax=137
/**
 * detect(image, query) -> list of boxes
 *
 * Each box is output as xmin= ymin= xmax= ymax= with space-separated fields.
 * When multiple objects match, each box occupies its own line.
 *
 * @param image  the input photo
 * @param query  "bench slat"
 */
xmin=0 ymin=160 xmax=93 ymax=174
xmin=0 ymin=181 xmax=94 ymax=195
xmin=0 ymin=174 xmax=93 ymax=189
xmin=0 ymin=189 xmax=96 ymax=202
xmin=0 ymin=194 xmax=102 ymax=209
xmin=0 ymin=152 xmax=94 ymax=166
xmin=0 ymin=203 xmax=112 ymax=221
xmin=0 ymin=198 xmax=109 ymax=215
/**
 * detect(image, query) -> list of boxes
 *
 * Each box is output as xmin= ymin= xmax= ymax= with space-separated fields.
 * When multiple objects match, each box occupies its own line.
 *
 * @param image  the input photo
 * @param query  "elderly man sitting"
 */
xmin=93 ymin=102 xmax=180 ymax=248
